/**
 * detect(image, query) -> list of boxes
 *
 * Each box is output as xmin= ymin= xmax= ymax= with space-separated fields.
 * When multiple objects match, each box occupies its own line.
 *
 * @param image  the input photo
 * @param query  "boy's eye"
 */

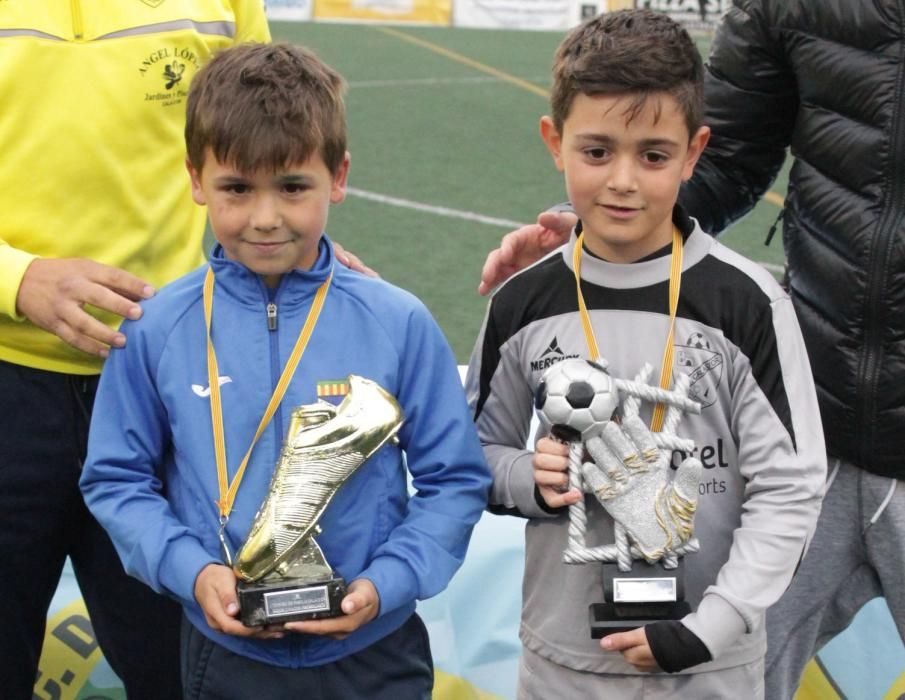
xmin=283 ymin=183 xmax=308 ymax=194
xmin=643 ymin=151 xmax=669 ymax=165
xmin=584 ymin=147 xmax=609 ymax=160
xmin=225 ymin=183 xmax=250 ymax=194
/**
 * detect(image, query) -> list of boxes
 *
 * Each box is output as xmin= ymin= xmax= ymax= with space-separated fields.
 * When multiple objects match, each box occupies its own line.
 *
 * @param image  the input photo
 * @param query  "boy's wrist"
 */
xmin=680 ymin=593 xmax=749 ymax=661
xmin=504 ymin=451 xmax=561 ymax=518
xmin=356 ymin=558 xmax=416 ymax=618
xmin=534 ymin=484 xmax=569 ymax=515
xmin=645 ymin=620 xmax=712 ymax=673
xmin=159 ymin=538 xmax=222 ymax=606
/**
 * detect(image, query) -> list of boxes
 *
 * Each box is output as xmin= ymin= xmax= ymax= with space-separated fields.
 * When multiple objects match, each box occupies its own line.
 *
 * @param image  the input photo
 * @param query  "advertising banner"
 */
xmin=266 ymin=0 xmax=314 ymax=20
xmin=453 ymin=0 xmax=596 ymax=31
xmin=313 ymin=0 xmax=451 ymax=26
xmin=635 ymin=0 xmax=729 ymax=25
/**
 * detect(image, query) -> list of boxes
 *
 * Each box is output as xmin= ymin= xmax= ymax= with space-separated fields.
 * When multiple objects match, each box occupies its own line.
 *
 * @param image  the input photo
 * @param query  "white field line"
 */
xmin=346 ymin=187 xmax=525 ymax=229
xmin=348 ymin=76 xmax=548 ymax=89
xmin=345 ymin=186 xmax=784 ymax=274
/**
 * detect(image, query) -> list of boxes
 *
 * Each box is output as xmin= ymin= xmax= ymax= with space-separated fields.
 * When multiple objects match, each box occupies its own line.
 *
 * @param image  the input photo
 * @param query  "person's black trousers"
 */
xmin=181 ymin=612 xmax=434 ymax=699
xmin=0 ymin=359 xmax=182 ymax=699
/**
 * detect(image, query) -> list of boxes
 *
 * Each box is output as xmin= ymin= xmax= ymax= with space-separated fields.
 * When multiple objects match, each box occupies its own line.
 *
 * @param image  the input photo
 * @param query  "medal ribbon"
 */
xmin=572 ymin=226 xmax=683 ymax=432
xmin=203 ymin=266 xmax=333 ymax=521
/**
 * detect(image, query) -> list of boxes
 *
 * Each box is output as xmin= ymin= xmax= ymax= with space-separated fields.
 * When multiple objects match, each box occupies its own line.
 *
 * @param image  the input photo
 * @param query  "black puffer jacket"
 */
xmin=680 ymin=0 xmax=905 ymax=479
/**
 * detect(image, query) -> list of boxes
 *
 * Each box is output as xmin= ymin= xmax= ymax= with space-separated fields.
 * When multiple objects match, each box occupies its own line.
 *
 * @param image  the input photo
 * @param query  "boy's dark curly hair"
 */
xmin=551 ymin=10 xmax=704 ymax=137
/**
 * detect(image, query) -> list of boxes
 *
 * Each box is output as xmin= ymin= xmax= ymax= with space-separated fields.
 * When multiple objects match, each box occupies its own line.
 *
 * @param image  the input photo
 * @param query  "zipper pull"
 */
xmin=764 ymin=207 xmax=785 ymax=247
xmin=266 ymin=302 xmax=278 ymax=331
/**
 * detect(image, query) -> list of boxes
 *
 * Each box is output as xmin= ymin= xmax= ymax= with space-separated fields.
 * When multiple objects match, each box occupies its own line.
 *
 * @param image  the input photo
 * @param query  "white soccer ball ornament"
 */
xmin=534 ymin=358 xmax=619 ymax=442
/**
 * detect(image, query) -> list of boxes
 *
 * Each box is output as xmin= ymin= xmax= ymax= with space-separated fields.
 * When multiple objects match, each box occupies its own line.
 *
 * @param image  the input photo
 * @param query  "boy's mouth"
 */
xmin=246 ymin=240 xmax=290 ymax=249
xmin=600 ymin=204 xmax=641 ymax=219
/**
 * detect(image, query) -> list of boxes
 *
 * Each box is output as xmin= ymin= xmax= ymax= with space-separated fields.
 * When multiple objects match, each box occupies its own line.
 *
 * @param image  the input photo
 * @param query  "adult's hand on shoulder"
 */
xmin=478 ymin=210 xmax=577 ymax=296
xmin=16 ymin=258 xmax=156 ymax=357
xmin=333 ymin=241 xmax=379 ymax=279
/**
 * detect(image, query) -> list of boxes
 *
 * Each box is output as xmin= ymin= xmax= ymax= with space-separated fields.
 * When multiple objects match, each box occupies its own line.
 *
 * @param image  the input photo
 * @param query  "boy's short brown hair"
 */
xmin=550 ymin=9 xmax=704 ymax=137
xmin=185 ymin=42 xmax=347 ymax=176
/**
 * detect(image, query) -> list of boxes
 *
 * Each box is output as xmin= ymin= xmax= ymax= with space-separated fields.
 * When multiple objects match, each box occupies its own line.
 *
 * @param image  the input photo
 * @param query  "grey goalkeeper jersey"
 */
xmin=466 ymin=215 xmax=826 ymax=674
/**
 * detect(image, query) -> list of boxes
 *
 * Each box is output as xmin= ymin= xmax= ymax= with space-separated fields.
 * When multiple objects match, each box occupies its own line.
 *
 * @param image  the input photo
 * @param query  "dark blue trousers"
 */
xmin=181 ymin=613 xmax=434 ymax=699
xmin=0 ymin=360 xmax=182 ymax=700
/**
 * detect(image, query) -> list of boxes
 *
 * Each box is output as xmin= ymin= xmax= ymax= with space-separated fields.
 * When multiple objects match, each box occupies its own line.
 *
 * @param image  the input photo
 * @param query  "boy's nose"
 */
xmin=606 ymin=157 xmax=637 ymax=194
xmin=250 ymin=195 xmax=282 ymax=232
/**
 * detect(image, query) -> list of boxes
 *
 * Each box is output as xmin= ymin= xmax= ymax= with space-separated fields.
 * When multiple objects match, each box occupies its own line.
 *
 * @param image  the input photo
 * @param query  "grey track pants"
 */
xmin=765 ymin=458 xmax=905 ymax=699
xmin=517 ymin=645 xmax=764 ymax=699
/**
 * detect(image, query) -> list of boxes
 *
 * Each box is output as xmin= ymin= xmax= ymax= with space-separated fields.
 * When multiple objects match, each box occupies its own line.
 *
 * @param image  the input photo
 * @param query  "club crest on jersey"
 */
xmin=675 ymin=332 xmax=723 ymax=408
xmin=316 ymin=379 xmax=351 ymax=405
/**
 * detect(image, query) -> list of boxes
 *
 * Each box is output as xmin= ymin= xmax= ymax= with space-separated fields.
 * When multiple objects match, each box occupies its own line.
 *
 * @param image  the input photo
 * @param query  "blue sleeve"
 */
xmin=79 ymin=321 xmax=218 ymax=606
xmin=356 ymin=304 xmax=492 ymax=617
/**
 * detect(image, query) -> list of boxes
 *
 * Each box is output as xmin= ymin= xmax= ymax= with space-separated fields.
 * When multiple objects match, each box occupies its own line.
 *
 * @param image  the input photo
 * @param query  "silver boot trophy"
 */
xmin=535 ymin=358 xmax=703 ymax=637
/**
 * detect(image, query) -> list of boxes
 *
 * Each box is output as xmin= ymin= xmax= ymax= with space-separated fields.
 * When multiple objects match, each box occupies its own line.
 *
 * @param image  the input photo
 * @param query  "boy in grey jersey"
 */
xmin=466 ymin=10 xmax=826 ymax=697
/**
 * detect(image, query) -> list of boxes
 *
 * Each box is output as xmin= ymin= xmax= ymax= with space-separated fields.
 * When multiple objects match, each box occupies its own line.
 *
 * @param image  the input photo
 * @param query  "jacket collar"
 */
xmin=562 ymin=207 xmax=712 ymax=289
xmin=207 ymin=235 xmax=335 ymax=309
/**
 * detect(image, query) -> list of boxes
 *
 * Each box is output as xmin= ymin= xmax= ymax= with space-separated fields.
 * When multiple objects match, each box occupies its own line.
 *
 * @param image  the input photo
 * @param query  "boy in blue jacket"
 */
xmin=80 ymin=42 xmax=491 ymax=699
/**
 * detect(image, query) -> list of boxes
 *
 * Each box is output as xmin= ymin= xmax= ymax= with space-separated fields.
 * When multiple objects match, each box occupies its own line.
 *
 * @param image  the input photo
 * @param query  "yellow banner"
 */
xmin=795 ymin=660 xmax=842 ymax=700
xmin=313 ymin=0 xmax=450 ymax=24
xmin=435 ymin=669 xmax=504 ymax=700
xmin=33 ymin=600 xmax=106 ymax=700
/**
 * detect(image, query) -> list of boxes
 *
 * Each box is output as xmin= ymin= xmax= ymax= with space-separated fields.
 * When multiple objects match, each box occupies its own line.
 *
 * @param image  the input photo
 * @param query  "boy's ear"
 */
xmin=540 ymin=116 xmax=565 ymax=171
xmin=330 ymin=152 xmax=351 ymax=204
xmin=186 ymin=158 xmax=206 ymax=206
xmin=682 ymin=126 xmax=711 ymax=181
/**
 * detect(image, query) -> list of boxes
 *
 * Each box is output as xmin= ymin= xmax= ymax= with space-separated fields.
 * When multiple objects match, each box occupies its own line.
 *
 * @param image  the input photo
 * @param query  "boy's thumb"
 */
xmin=221 ymin=589 xmax=239 ymax=616
xmin=341 ymin=593 xmax=359 ymax=615
xmin=601 ymin=631 xmax=634 ymax=651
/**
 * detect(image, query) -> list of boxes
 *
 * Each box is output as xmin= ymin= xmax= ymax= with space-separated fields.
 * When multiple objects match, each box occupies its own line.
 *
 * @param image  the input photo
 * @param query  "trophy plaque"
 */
xmin=590 ymin=559 xmax=691 ymax=637
xmin=534 ymin=358 xmax=703 ymax=637
xmin=232 ymin=375 xmax=404 ymax=627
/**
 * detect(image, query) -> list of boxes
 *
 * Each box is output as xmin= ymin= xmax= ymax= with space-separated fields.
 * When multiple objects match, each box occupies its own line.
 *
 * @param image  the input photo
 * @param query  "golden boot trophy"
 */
xmin=233 ymin=375 xmax=404 ymax=626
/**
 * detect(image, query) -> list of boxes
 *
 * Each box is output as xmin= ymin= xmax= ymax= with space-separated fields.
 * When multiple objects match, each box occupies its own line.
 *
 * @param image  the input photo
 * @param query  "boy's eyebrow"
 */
xmin=574 ymin=133 xmax=682 ymax=149
xmin=278 ymin=173 xmax=314 ymax=183
xmin=573 ymin=133 xmax=616 ymax=145
xmin=636 ymin=137 xmax=682 ymax=149
xmin=212 ymin=174 xmax=248 ymax=184
xmin=211 ymin=173 xmax=315 ymax=185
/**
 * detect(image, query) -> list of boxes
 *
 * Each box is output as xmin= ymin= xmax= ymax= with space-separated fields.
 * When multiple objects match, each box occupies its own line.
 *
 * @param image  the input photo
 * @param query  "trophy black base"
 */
xmin=237 ymin=576 xmax=346 ymax=627
xmin=589 ymin=601 xmax=692 ymax=637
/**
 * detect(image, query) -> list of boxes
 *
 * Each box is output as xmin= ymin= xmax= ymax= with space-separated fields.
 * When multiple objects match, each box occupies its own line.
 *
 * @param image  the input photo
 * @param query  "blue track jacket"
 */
xmin=81 ymin=237 xmax=491 ymax=667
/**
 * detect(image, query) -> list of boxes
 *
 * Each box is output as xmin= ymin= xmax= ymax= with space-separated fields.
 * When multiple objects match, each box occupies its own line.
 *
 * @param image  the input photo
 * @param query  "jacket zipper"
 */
xmin=266 ymin=296 xmax=284 ymax=465
xmin=855 ymin=0 xmax=905 ymax=466
xmin=265 ymin=291 xmax=305 ymax=665
xmin=70 ymin=0 xmax=83 ymax=39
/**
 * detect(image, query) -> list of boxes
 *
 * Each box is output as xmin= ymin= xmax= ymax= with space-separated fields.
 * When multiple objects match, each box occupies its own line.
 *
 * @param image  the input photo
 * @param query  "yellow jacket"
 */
xmin=0 ymin=0 xmax=270 ymax=374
